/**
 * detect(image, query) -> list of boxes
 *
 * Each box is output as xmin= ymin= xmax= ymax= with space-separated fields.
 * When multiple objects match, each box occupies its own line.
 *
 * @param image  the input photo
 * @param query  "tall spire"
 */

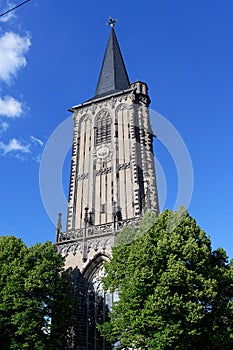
xmin=94 ymin=23 xmax=130 ymax=98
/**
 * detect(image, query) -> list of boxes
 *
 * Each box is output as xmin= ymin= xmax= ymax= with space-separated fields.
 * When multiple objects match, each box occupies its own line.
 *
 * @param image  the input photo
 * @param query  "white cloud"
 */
xmin=0 ymin=2 xmax=16 ymax=23
xmin=0 ymin=95 xmax=22 ymax=117
xmin=33 ymin=153 xmax=42 ymax=163
xmin=0 ymin=121 xmax=9 ymax=133
xmin=30 ymin=135 xmax=44 ymax=146
xmin=0 ymin=138 xmax=30 ymax=155
xmin=0 ymin=31 xmax=31 ymax=83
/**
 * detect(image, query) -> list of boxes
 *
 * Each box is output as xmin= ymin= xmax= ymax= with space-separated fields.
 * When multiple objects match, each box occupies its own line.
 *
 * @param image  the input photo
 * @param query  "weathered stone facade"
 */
xmin=56 ymin=26 xmax=159 ymax=350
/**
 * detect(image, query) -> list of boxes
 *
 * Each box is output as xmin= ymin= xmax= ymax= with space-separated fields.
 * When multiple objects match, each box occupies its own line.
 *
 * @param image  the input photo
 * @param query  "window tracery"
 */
xmin=86 ymin=264 xmax=117 ymax=349
xmin=95 ymin=110 xmax=112 ymax=145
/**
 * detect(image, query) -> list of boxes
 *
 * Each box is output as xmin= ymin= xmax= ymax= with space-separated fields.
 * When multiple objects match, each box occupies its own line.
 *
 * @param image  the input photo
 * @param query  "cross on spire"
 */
xmin=107 ymin=17 xmax=118 ymax=28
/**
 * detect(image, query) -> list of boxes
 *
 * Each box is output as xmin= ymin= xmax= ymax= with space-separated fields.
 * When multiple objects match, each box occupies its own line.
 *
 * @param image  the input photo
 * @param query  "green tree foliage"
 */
xmin=101 ymin=209 xmax=233 ymax=350
xmin=0 ymin=236 xmax=73 ymax=350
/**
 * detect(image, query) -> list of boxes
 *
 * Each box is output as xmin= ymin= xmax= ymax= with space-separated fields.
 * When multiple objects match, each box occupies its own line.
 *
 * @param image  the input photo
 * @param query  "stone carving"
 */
xmin=77 ymin=173 xmax=89 ymax=181
xmin=94 ymin=144 xmax=113 ymax=164
xmin=95 ymin=166 xmax=112 ymax=176
xmin=89 ymin=236 xmax=114 ymax=251
xmin=92 ymin=223 xmax=113 ymax=236
xmin=58 ymin=218 xmax=142 ymax=245
xmin=118 ymin=162 xmax=130 ymax=171
xmin=91 ymin=103 xmax=97 ymax=114
xmin=57 ymin=242 xmax=81 ymax=257
xmin=110 ymin=97 xmax=116 ymax=108
xmin=58 ymin=229 xmax=84 ymax=242
xmin=57 ymin=236 xmax=115 ymax=258
xmin=116 ymin=103 xmax=128 ymax=112
xmin=117 ymin=217 xmax=141 ymax=230
xmin=79 ymin=114 xmax=91 ymax=123
xmin=137 ymin=94 xmax=149 ymax=106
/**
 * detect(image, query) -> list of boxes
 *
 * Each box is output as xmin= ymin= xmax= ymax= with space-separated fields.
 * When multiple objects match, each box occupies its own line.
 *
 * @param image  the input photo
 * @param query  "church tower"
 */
xmin=56 ymin=19 xmax=159 ymax=350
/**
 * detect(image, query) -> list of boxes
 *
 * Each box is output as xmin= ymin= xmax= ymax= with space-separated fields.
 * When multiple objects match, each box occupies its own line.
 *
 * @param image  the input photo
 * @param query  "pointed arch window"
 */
xmin=86 ymin=264 xmax=117 ymax=350
xmin=95 ymin=110 xmax=112 ymax=145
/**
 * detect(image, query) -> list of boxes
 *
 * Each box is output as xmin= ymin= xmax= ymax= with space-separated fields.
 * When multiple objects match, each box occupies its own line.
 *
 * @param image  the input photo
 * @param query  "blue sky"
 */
xmin=0 ymin=1 xmax=233 ymax=258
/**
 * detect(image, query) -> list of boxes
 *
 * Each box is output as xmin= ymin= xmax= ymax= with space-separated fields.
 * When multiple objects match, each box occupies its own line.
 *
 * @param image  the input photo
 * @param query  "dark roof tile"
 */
xmin=93 ymin=28 xmax=130 ymax=99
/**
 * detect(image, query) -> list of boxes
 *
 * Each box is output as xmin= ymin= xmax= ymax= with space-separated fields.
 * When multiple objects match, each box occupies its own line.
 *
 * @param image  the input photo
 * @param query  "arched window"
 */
xmin=86 ymin=263 xmax=117 ymax=350
xmin=95 ymin=110 xmax=112 ymax=145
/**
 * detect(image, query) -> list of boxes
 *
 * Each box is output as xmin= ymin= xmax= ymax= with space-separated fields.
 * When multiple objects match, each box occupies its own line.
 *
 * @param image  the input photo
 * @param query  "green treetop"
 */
xmin=0 ymin=236 xmax=73 ymax=350
xmin=101 ymin=208 xmax=233 ymax=350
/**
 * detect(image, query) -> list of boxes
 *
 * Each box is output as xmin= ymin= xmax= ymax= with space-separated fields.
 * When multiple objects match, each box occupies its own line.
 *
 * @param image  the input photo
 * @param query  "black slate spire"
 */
xmin=94 ymin=27 xmax=130 ymax=98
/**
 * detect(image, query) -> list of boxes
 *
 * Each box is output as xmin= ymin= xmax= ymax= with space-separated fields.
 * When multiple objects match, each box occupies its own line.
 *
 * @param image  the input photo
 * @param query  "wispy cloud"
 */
xmin=0 ymin=95 xmax=22 ymax=117
xmin=0 ymin=121 xmax=9 ymax=133
xmin=30 ymin=135 xmax=44 ymax=146
xmin=0 ymin=2 xmax=16 ymax=23
xmin=33 ymin=154 xmax=42 ymax=163
xmin=0 ymin=31 xmax=31 ymax=84
xmin=0 ymin=138 xmax=30 ymax=155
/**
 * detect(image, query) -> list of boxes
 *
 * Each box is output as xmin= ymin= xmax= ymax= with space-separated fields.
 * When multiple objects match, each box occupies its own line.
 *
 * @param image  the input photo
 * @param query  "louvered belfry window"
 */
xmin=95 ymin=111 xmax=111 ymax=145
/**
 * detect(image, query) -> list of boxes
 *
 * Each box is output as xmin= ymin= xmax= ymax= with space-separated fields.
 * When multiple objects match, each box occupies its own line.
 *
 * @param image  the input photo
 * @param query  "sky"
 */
xmin=0 ymin=0 xmax=233 ymax=258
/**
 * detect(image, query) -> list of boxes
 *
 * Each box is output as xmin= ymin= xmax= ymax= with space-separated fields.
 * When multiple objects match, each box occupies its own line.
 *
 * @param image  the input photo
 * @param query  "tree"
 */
xmin=100 ymin=209 xmax=233 ymax=349
xmin=0 ymin=236 xmax=73 ymax=350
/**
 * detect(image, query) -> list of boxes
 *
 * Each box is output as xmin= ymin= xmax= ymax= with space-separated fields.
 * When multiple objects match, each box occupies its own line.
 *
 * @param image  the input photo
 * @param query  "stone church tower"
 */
xmin=56 ymin=20 xmax=159 ymax=350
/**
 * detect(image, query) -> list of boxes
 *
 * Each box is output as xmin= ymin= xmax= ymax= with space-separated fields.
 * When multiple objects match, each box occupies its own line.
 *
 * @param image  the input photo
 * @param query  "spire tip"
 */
xmin=107 ymin=17 xmax=118 ymax=28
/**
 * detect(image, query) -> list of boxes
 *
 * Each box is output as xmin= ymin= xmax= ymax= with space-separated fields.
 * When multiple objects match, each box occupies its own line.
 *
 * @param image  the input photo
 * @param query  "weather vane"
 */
xmin=107 ymin=17 xmax=118 ymax=28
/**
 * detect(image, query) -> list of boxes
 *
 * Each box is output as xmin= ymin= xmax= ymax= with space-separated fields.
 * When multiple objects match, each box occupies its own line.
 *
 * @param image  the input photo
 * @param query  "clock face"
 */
xmin=95 ymin=145 xmax=112 ymax=163
xmin=97 ymin=146 xmax=109 ymax=158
